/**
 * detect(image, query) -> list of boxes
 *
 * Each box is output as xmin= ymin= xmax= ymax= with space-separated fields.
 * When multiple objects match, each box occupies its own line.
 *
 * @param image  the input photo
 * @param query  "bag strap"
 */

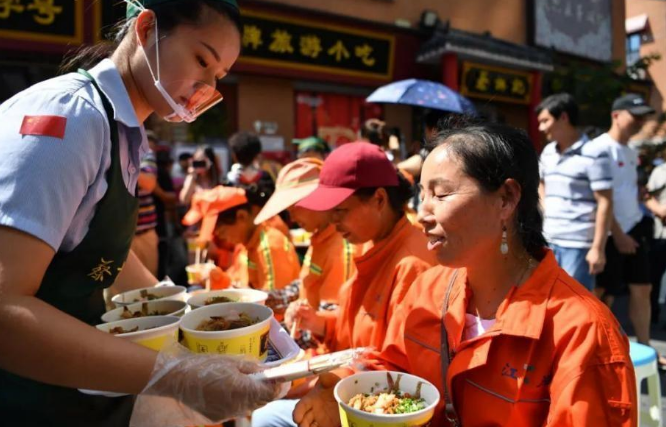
xmin=440 ymin=269 xmax=461 ymax=427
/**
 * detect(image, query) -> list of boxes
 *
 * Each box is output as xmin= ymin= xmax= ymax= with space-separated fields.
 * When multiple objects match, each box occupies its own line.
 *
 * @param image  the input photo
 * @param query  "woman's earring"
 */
xmin=500 ymin=225 xmax=509 ymax=255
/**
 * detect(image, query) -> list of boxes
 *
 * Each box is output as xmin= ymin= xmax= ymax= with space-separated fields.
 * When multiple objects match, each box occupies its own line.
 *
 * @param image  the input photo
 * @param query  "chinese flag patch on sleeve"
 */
xmin=20 ymin=115 xmax=67 ymax=139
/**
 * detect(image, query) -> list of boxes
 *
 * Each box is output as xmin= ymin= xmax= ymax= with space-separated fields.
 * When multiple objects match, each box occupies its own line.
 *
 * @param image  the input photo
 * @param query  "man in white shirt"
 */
xmin=594 ymin=94 xmax=656 ymax=350
xmin=537 ymin=93 xmax=613 ymax=291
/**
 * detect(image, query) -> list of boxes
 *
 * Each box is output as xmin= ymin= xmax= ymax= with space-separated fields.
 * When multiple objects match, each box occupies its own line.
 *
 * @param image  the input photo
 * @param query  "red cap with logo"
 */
xmin=297 ymin=142 xmax=398 ymax=211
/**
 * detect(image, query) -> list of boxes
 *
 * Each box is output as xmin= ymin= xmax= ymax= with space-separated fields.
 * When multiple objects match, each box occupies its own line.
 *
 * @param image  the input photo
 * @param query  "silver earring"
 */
xmin=500 ymin=225 xmax=508 ymax=255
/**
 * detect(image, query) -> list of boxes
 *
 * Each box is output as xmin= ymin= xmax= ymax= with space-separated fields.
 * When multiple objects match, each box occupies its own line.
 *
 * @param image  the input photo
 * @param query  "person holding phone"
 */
xmin=180 ymin=145 xmax=222 ymax=205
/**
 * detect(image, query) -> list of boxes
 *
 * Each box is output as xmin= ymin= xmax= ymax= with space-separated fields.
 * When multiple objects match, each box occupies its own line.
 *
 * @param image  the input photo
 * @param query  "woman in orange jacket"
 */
xmin=252 ymin=142 xmax=437 ymax=427
xmin=293 ymin=123 xmax=636 ymax=427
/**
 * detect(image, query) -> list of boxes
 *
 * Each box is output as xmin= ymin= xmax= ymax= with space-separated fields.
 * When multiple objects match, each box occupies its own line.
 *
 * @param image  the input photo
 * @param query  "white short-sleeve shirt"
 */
xmin=592 ymin=133 xmax=643 ymax=233
xmin=0 ymin=59 xmax=148 ymax=252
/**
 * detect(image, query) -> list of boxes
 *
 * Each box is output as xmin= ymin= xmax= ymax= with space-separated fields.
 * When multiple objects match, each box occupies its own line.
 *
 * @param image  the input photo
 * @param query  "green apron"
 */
xmin=0 ymin=69 xmax=140 ymax=426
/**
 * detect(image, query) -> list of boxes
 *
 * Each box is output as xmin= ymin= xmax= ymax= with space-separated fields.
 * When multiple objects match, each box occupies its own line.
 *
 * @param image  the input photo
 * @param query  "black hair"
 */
xmin=361 ymin=119 xmax=388 ymax=147
xmin=60 ymin=0 xmax=241 ymax=73
xmin=354 ymin=170 xmax=414 ymax=215
xmin=195 ymin=145 xmax=221 ymax=185
xmin=535 ymin=93 xmax=579 ymax=127
xmin=229 ymin=131 xmax=263 ymax=166
xmin=429 ymin=121 xmax=547 ymax=259
xmin=424 ymin=109 xmax=449 ymax=131
xmin=178 ymin=152 xmax=193 ymax=162
xmin=155 ymin=149 xmax=173 ymax=166
xmin=216 ymin=175 xmax=275 ymax=225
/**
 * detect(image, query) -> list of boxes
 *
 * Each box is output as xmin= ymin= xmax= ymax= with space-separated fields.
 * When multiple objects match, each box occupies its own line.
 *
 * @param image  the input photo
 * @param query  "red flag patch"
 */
xmin=20 ymin=115 xmax=67 ymax=139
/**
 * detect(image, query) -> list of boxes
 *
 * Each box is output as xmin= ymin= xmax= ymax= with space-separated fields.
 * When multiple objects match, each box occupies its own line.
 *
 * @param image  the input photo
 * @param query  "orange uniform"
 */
xmin=300 ymin=224 xmax=355 ymax=308
xmin=323 ymin=216 xmax=437 ymax=352
xmin=226 ymin=223 xmax=300 ymax=291
xmin=213 ymin=216 xmax=288 ymax=270
xmin=370 ymin=250 xmax=636 ymax=426
xmin=265 ymin=215 xmax=290 ymax=239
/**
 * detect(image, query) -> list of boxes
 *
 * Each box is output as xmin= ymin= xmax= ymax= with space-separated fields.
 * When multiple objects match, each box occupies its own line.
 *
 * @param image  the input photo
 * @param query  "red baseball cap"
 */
xmin=297 ymin=142 xmax=398 ymax=211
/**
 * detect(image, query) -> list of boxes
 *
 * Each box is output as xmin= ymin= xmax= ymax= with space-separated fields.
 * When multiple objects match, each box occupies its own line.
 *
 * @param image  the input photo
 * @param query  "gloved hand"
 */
xmin=130 ymin=343 xmax=285 ymax=427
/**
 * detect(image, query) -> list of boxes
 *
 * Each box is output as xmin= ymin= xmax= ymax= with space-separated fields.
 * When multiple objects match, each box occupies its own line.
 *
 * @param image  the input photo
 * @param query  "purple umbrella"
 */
xmin=366 ymin=79 xmax=476 ymax=115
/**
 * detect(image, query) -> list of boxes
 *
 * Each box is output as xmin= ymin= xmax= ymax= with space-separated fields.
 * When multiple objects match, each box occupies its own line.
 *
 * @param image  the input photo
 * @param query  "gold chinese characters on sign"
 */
xmin=460 ymin=62 xmax=534 ymax=105
xmin=0 ymin=0 xmax=62 ymax=25
xmin=239 ymin=9 xmax=394 ymax=81
xmin=0 ymin=0 xmax=82 ymax=45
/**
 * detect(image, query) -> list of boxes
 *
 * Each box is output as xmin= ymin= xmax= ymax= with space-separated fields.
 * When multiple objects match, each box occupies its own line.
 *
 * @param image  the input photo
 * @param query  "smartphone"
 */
xmin=192 ymin=160 xmax=207 ymax=169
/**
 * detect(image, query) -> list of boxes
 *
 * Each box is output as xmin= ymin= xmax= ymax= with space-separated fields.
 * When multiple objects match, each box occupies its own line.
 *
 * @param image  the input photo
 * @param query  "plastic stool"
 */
xmin=630 ymin=342 xmax=662 ymax=426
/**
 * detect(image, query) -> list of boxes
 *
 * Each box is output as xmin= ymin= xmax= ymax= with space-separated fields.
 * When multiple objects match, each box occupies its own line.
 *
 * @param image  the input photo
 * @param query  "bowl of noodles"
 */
xmin=179 ymin=302 xmax=273 ymax=361
xmin=96 ymin=316 xmax=180 ymax=351
xmin=111 ymin=285 xmax=187 ymax=307
xmin=334 ymin=371 xmax=440 ymax=427
xmin=101 ymin=300 xmax=188 ymax=323
xmin=187 ymin=289 xmax=269 ymax=309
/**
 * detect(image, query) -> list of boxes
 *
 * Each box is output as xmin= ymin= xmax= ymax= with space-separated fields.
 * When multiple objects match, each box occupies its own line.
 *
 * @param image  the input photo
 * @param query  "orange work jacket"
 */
xmin=226 ymin=224 xmax=300 ymax=291
xmin=323 ymin=216 xmax=437 ymax=352
xmin=265 ymin=215 xmax=290 ymax=240
xmin=369 ymin=250 xmax=636 ymax=426
xmin=300 ymin=224 xmax=355 ymax=308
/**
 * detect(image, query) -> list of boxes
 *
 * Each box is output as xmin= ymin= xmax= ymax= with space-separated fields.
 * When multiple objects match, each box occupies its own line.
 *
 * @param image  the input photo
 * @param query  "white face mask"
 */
xmin=127 ymin=0 xmax=223 ymax=123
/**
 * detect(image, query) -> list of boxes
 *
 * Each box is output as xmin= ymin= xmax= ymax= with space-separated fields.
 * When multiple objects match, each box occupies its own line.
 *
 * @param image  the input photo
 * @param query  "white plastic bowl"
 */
xmin=101 ymin=299 xmax=187 ymax=323
xmin=334 ymin=371 xmax=440 ymax=427
xmin=180 ymin=302 xmax=273 ymax=361
xmin=96 ymin=315 xmax=180 ymax=351
xmin=111 ymin=285 xmax=187 ymax=307
xmin=187 ymin=289 xmax=268 ymax=309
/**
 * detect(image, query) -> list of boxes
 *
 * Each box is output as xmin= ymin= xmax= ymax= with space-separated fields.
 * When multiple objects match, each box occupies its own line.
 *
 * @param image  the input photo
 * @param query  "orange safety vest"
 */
xmin=227 ymin=223 xmax=300 ymax=291
xmin=300 ymin=224 xmax=355 ymax=308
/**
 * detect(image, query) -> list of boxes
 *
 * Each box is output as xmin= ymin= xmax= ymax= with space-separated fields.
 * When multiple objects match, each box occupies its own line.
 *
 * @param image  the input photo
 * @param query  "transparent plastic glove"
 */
xmin=130 ymin=343 xmax=285 ymax=427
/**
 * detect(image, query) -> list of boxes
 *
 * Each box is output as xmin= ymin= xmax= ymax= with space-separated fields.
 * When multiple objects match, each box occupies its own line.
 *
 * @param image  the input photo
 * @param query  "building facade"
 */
xmin=0 ymin=0 xmax=628 ymax=159
xmin=626 ymin=0 xmax=666 ymax=116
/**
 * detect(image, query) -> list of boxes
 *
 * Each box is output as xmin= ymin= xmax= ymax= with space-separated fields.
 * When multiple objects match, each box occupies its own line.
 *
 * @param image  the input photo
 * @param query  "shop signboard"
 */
xmin=460 ymin=62 xmax=533 ymax=105
xmin=239 ymin=9 xmax=394 ymax=81
xmin=0 ymin=0 xmax=82 ymax=45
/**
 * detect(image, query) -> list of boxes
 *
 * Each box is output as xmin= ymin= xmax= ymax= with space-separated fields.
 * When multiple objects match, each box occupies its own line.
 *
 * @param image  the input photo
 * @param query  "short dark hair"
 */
xmin=430 ymin=122 xmax=547 ymax=259
xmin=60 ymin=0 xmax=241 ymax=73
xmin=361 ymin=119 xmax=388 ymax=147
xmin=229 ymin=131 xmax=263 ymax=166
xmin=216 ymin=176 xmax=275 ymax=225
xmin=424 ymin=109 xmax=448 ymax=131
xmin=178 ymin=152 xmax=193 ymax=162
xmin=354 ymin=171 xmax=414 ymax=215
xmin=535 ymin=93 xmax=579 ymax=126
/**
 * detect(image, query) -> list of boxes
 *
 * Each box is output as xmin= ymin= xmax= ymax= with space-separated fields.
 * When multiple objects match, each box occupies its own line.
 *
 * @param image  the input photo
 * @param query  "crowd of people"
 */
xmin=0 ymin=0 xmax=663 ymax=426
xmin=537 ymin=92 xmax=666 ymax=367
